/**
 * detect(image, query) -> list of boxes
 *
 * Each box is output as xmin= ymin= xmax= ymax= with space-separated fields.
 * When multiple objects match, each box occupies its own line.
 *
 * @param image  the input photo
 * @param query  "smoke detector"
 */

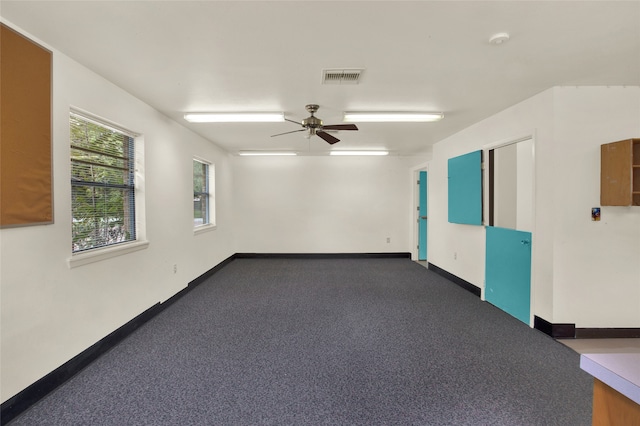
xmin=489 ymin=33 xmax=510 ymax=45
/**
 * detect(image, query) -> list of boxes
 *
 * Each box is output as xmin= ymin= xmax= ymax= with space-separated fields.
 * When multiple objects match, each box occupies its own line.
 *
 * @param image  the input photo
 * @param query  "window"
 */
xmin=193 ymin=159 xmax=214 ymax=228
xmin=70 ymin=112 xmax=136 ymax=252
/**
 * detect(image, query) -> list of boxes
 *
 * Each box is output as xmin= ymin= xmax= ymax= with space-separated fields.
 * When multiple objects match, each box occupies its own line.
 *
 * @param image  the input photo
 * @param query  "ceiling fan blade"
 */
xmin=271 ymin=129 xmax=306 ymax=137
xmin=285 ymin=118 xmax=304 ymax=126
xmin=322 ymin=124 xmax=359 ymax=131
xmin=317 ymin=131 xmax=340 ymax=145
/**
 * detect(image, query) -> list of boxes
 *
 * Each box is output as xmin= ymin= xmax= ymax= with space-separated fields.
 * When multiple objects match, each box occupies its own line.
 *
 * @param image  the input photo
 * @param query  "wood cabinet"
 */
xmin=592 ymin=379 xmax=640 ymax=426
xmin=600 ymin=139 xmax=640 ymax=206
xmin=581 ymin=353 xmax=640 ymax=426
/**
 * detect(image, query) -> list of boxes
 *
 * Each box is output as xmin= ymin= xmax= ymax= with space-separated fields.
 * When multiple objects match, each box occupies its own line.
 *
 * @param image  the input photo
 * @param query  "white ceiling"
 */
xmin=2 ymin=1 xmax=639 ymax=156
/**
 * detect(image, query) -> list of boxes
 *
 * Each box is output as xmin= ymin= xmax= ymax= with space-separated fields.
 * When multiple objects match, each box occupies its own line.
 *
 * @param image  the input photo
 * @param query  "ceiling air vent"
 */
xmin=322 ymin=69 xmax=363 ymax=85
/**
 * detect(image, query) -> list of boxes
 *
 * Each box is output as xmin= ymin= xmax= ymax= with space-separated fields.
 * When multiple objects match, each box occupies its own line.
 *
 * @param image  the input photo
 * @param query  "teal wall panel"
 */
xmin=448 ymin=150 xmax=482 ymax=225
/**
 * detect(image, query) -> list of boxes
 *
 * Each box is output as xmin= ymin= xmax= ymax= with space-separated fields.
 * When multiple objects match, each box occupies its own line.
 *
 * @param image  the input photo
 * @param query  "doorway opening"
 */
xmin=484 ymin=137 xmax=534 ymax=325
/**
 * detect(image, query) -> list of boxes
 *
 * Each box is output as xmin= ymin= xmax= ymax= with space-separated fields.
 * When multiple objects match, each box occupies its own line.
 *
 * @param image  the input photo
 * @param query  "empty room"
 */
xmin=1 ymin=1 xmax=639 ymax=425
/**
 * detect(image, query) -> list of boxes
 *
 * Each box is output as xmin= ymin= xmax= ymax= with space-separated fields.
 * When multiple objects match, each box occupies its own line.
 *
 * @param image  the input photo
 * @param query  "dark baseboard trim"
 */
xmin=575 ymin=328 xmax=640 ymax=339
xmin=189 ymin=253 xmax=237 ymax=288
xmin=0 ymin=301 xmax=162 ymax=425
xmin=534 ymin=316 xmax=640 ymax=339
xmin=235 ymin=252 xmax=411 ymax=259
xmin=427 ymin=263 xmax=481 ymax=297
xmin=534 ymin=315 xmax=576 ymax=339
xmin=0 ymin=253 xmax=237 ymax=425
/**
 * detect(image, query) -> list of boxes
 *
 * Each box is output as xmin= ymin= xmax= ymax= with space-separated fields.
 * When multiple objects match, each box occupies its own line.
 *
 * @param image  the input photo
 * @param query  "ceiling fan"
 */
xmin=271 ymin=104 xmax=358 ymax=144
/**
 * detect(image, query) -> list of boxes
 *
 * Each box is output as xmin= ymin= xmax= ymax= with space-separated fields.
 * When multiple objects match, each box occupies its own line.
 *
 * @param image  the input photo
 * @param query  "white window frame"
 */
xmin=193 ymin=157 xmax=216 ymax=234
xmin=68 ymin=109 xmax=147 ymax=268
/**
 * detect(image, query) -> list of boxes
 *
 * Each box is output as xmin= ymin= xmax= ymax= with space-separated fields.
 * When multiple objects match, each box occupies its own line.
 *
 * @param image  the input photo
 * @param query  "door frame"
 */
xmin=482 ymin=133 xmax=537 ymax=325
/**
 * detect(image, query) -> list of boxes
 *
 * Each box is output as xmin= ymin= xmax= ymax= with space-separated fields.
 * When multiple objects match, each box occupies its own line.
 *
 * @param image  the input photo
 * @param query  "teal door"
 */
xmin=485 ymin=226 xmax=532 ymax=324
xmin=418 ymin=171 xmax=427 ymax=260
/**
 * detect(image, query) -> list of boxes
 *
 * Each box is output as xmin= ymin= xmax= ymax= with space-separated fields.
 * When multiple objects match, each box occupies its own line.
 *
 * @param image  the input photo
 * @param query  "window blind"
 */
xmin=70 ymin=112 xmax=136 ymax=252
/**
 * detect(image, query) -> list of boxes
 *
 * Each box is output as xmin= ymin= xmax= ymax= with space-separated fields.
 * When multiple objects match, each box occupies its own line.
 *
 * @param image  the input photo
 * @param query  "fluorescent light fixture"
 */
xmin=330 ymin=151 xmax=389 ymax=156
xmin=184 ymin=112 xmax=284 ymax=123
xmin=238 ymin=151 xmax=297 ymax=156
xmin=343 ymin=112 xmax=444 ymax=123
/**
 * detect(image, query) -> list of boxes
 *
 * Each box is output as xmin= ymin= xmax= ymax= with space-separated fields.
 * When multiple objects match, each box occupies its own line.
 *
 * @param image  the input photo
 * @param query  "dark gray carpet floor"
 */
xmin=9 ymin=258 xmax=592 ymax=425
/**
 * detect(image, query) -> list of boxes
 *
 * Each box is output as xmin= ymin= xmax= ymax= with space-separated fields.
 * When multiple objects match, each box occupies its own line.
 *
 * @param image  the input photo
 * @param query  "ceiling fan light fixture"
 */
xmin=184 ymin=112 xmax=285 ymax=123
xmin=330 ymin=151 xmax=389 ymax=156
xmin=343 ymin=112 xmax=444 ymax=123
xmin=238 ymin=151 xmax=297 ymax=156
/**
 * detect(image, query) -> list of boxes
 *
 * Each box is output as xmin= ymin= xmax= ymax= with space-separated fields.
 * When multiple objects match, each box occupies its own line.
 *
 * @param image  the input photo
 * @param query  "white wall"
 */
xmin=491 ymin=138 xmax=534 ymax=232
xmin=0 ymin=23 xmax=236 ymax=402
xmin=429 ymin=86 xmax=640 ymax=328
xmin=494 ymin=143 xmax=518 ymax=230
xmin=516 ymin=139 xmax=534 ymax=233
xmin=232 ymin=155 xmax=417 ymax=254
xmin=552 ymin=86 xmax=640 ymax=327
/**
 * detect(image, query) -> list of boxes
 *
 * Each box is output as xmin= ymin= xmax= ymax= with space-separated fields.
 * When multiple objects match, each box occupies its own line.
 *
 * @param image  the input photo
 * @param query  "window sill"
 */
xmin=194 ymin=224 xmax=216 ymax=235
xmin=68 ymin=240 xmax=150 ymax=268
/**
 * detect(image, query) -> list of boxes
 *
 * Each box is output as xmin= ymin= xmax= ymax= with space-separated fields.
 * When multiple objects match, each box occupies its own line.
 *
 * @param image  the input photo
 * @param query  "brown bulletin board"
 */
xmin=1 ymin=23 xmax=53 ymax=227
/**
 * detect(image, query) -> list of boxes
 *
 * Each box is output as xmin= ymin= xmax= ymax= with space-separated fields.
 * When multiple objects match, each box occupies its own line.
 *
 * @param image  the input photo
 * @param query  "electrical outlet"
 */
xmin=454 ymin=252 xmax=457 ymax=260
xmin=173 ymin=264 xmax=177 ymax=274
xmin=386 ymin=237 xmax=391 ymax=243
